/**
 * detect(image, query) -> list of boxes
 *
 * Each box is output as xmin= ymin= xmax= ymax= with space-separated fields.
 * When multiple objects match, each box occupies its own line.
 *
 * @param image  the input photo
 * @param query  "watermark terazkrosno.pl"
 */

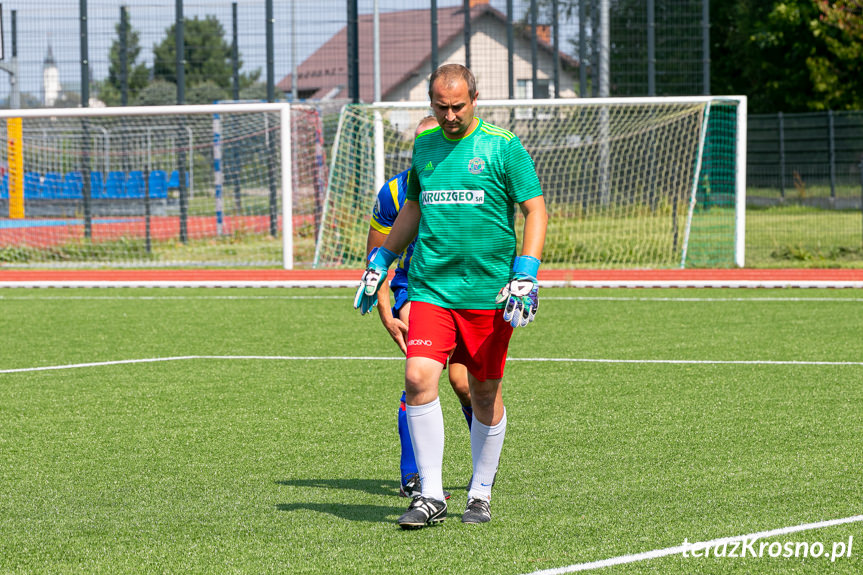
xmin=682 ymin=536 xmax=854 ymax=562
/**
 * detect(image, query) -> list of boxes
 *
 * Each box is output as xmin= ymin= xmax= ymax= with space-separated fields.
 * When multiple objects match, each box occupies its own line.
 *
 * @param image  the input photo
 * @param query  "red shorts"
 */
xmin=406 ymin=301 xmax=514 ymax=381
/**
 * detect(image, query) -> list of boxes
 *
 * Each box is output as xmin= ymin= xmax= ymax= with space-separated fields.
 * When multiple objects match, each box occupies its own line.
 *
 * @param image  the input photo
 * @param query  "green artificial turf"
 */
xmin=0 ymin=287 xmax=861 ymax=574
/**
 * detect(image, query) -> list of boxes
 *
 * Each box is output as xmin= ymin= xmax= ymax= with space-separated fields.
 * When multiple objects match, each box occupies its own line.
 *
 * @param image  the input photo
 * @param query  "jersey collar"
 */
xmin=442 ymin=117 xmax=481 ymax=142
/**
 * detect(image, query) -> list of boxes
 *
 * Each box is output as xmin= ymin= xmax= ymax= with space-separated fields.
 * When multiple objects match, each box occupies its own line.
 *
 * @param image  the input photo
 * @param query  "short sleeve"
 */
xmin=504 ymin=137 xmax=543 ymax=203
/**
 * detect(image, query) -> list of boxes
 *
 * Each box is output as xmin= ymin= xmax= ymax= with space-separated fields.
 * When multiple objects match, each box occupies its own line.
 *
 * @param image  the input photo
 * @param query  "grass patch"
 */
xmin=1 ymin=287 xmax=861 ymax=573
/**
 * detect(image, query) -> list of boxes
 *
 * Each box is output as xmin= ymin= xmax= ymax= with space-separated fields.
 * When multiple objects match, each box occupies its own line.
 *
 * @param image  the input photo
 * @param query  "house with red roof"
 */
xmin=277 ymin=0 xmax=579 ymax=102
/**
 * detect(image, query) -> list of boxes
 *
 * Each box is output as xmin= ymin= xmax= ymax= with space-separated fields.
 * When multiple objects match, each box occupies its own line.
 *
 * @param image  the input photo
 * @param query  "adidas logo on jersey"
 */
xmin=421 ymin=161 xmax=435 ymax=174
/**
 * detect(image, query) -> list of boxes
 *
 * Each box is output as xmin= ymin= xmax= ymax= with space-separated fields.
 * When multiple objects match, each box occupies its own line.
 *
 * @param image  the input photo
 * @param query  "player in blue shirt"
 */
xmin=365 ymin=116 xmax=473 ymax=499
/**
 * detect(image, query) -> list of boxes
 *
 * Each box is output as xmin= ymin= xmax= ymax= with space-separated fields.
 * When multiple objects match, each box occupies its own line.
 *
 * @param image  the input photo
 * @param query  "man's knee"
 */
xmin=469 ymin=378 xmax=502 ymax=409
xmin=405 ymin=357 xmax=444 ymax=404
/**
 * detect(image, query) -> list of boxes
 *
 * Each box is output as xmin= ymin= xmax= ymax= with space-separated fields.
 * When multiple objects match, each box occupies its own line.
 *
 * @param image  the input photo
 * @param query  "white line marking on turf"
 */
xmin=2 ymin=355 xmax=863 ymax=374
xmin=3 ymin=280 xmax=863 ymax=288
xmin=516 ymin=358 xmax=863 ymax=366
xmin=544 ymin=296 xmax=863 ymax=302
xmin=1 ymin=294 xmax=861 ymax=302
xmin=523 ymin=514 xmax=863 ymax=574
xmin=0 ymin=294 xmax=347 ymax=300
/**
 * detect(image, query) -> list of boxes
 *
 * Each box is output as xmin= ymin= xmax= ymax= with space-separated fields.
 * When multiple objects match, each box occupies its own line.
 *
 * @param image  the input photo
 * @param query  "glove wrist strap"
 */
xmin=513 ymin=255 xmax=540 ymax=279
xmin=369 ymin=246 xmax=399 ymax=269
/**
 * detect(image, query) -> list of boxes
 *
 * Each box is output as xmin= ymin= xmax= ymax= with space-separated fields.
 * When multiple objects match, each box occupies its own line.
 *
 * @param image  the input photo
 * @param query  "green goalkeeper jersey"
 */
xmin=406 ymin=118 xmax=543 ymax=309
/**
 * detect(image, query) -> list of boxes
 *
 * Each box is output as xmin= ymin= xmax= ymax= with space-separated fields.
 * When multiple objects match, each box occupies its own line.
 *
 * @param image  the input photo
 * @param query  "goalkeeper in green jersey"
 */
xmin=355 ymin=63 xmax=547 ymax=529
xmin=364 ymin=116 xmax=474 ymax=500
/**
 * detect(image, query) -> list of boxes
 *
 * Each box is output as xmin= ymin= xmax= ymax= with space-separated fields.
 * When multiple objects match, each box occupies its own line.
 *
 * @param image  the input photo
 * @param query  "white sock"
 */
xmin=468 ymin=407 xmax=507 ymax=502
xmin=405 ymin=398 xmax=445 ymax=501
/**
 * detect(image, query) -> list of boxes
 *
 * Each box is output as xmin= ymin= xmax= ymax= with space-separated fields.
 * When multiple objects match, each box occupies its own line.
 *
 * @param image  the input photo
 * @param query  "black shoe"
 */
xmin=461 ymin=497 xmax=491 ymax=524
xmin=399 ymin=473 xmax=421 ymax=498
xmin=399 ymin=474 xmax=450 ymax=500
xmin=397 ymin=496 xmax=447 ymax=529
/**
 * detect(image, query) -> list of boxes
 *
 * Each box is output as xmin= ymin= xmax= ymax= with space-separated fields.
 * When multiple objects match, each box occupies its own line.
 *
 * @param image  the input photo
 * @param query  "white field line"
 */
xmin=543 ymin=296 xmax=863 ymax=302
xmin=0 ymin=281 xmax=354 ymax=289
xmin=0 ymin=294 xmax=347 ymax=300
xmin=2 ymin=280 xmax=863 ymax=289
xmin=1 ymin=294 xmax=862 ymax=303
xmin=523 ymin=514 xmax=863 ymax=574
xmin=2 ymin=355 xmax=863 ymax=375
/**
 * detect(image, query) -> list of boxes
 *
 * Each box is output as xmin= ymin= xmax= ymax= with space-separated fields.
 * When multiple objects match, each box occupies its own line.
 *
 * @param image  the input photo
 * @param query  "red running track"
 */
xmin=0 ymin=215 xmax=300 ymax=248
xmin=0 ymin=268 xmax=862 ymax=288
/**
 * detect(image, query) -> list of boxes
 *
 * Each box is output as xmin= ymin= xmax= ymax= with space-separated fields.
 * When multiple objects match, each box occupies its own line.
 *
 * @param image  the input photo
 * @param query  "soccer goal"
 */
xmin=315 ymin=96 xmax=747 ymax=269
xmin=0 ymin=102 xmax=335 ymax=268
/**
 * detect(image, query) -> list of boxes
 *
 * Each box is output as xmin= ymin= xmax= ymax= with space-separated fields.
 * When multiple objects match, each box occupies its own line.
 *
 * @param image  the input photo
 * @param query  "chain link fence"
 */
xmin=0 ymin=0 xmax=712 ymax=109
xmin=0 ymin=0 xmax=860 ymax=267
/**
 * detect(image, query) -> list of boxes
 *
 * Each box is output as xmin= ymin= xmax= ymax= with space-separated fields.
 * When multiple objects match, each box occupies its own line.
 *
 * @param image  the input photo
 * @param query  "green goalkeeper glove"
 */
xmin=495 ymin=255 xmax=540 ymax=328
xmin=354 ymin=247 xmax=399 ymax=315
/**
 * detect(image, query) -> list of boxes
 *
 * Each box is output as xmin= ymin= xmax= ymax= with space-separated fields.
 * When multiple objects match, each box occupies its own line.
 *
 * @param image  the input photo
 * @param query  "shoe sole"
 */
xmin=398 ymin=517 xmax=446 ymax=530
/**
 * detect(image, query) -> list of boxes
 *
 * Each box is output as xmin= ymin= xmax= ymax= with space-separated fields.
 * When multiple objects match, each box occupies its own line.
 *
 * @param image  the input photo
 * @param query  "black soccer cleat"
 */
xmin=399 ymin=473 xmax=450 ymax=500
xmin=461 ymin=497 xmax=491 ymax=524
xmin=399 ymin=473 xmax=422 ymax=499
xmin=397 ymin=496 xmax=447 ymax=529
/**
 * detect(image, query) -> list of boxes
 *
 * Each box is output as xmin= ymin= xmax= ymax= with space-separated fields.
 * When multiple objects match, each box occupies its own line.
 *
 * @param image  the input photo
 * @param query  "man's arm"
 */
xmin=365 ymin=227 xmax=409 ymax=354
xmin=518 ymin=194 xmax=547 ymax=259
xmin=496 ymin=194 xmax=547 ymax=328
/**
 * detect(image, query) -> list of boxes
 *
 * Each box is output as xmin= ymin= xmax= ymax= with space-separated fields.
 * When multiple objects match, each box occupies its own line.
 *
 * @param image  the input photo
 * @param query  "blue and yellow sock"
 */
xmin=462 ymin=404 xmax=473 ymax=429
xmin=398 ymin=390 xmax=418 ymax=484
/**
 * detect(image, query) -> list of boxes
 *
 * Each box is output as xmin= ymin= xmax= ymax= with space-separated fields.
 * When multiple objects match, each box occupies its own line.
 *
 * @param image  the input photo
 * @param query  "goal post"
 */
xmin=0 ymin=102 xmax=333 ymax=269
xmin=315 ymin=96 xmax=747 ymax=270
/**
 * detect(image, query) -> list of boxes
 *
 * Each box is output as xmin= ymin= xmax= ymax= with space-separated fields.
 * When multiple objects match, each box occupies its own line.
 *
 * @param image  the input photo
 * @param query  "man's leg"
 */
xmin=464 ymin=374 xmax=505 ymax=524
xmin=404 ymin=356 xmax=446 ymax=500
xmin=447 ymin=361 xmax=473 ymax=428
xmin=397 ymin=356 xmax=448 ymax=529
xmin=397 ymin=301 xmax=455 ymax=529
xmin=395 ymin=303 xmax=420 ymax=497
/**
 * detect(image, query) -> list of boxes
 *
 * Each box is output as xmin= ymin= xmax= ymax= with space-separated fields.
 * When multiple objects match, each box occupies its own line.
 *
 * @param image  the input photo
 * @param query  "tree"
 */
xmin=152 ymin=15 xmax=260 ymax=94
xmin=709 ymin=0 xmax=863 ymax=112
xmin=712 ymin=1 xmax=816 ymax=112
xmin=101 ymin=18 xmax=150 ymax=106
xmin=134 ymin=80 xmax=178 ymax=106
xmin=186 ymin=80 xmax=229 ymax=105
xmin=239 ymin=82 xmax=269 ymax=101
xmin=808 ymin=0 xmax=863 ymax=109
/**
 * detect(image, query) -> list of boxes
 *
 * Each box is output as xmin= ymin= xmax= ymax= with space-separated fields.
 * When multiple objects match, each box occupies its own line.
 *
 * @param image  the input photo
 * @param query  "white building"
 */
xmin=42 ymin=43 xmax=62 ymax=107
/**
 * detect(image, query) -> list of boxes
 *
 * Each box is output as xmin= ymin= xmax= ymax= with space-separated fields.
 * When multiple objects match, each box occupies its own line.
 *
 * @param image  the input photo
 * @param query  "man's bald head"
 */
xmin=415 ymin=115 xmax=439 ymax=136
xmin=428 ymin=63 xmax=477 ymax=101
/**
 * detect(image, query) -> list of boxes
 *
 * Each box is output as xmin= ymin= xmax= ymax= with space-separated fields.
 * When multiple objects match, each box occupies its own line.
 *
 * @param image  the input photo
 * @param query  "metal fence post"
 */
xmin=464 ymin=0 xmax=471 ymax=70
xmin=647 ymin=0 xmax=655 ymax=96
xmin=828 ymin=110 xmax=836 ymax=201
xmin=266 ymin=0 xmax=274 ymax=103
xmin=431 ymin=0 xmax=438 ymax=72
xmin=552 ymin=0 xmax=559 ymax=98
xmin=80 ymin=0 xmax=89 ymax=107
xmin=347 ymin=0 xmax=358 ymax=103
xmin=507 ymin=0 xmax=514 ymax=99
xmin=120 ymin=6 xmax=128 ymax=106
xmin=778 ymin=112 xmax=785 ymax=199
xmin=579 ymin=0 xmax=587 ymax=97
xmin=703 ymin=0 xmax=710 ymax=95
xmin=530 ymin=0 xmax=538 ymax=97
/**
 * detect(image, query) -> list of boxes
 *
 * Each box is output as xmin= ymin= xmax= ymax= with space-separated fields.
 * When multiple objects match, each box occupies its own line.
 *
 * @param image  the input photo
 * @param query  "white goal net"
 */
xmin=0 ymin=102 xmax=339 ymax=268
xmin=315 ymin=97 xmax=746 ymax=269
